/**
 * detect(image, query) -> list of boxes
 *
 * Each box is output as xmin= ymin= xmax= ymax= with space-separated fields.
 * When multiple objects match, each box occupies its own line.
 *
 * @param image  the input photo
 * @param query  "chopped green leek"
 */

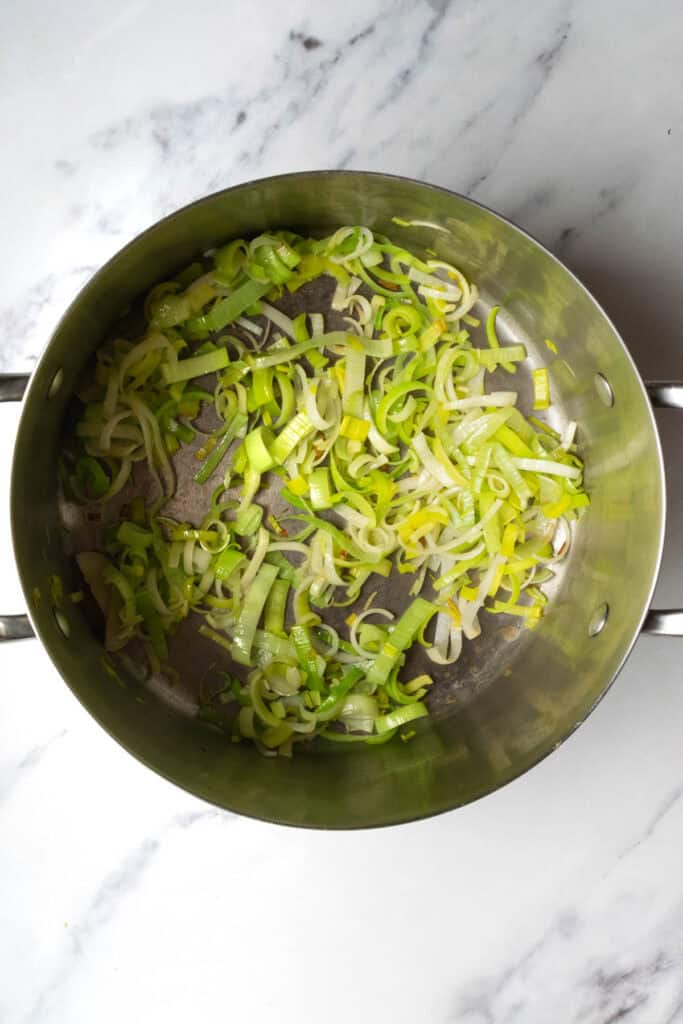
xmin=162 ymin=347 xmax=229 ymax=384
xmin=290 ymin=624 xmax=324 ymax=691
xmin=309 ymin=467 xmax=333 ymax=510
xmin=245 ymin=426 xmax=276 ymax=472
xmin=234 ymin=504 xmax=263 ymax=536
xmin=270 ymin=412 xmax=314 ymax=464
xmin=67 ymin=223 xmax=588 ymax=757
xmin=533 ymin=367 xmax=551 ymax=409
xmin=264 ymin=578 xmax=290 ymax=636
xmin=214 ymin=548 xmax=245 ymax=582
xmin=366 ymin=599 xmax=437 ymax=689
xmin=72 ymin=456 xmax=110 ymax=500
xmin=231 ymin=563 xmax=279 ymax=664
xmin=194 ymin=413 xmax=248 ymax=485
xmin=188 ymin=278 xmax=272 ymax=334
xmin=137 ymin=591 xmax=168 ymax=660
xmin=375 ymin=701 xmax=428 ymax=734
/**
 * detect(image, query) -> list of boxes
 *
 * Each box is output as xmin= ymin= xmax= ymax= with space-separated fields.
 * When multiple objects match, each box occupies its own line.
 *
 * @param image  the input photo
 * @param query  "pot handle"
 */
xmin=0 ymin=375 xmax=680 ymax=639
xmin=642 ymin=381 xmax=683 ymax=636
xmin=0 ymin=373 xmax=34 ymax=641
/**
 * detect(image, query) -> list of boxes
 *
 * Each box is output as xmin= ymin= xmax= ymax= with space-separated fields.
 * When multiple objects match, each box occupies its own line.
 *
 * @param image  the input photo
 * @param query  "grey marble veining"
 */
xmin=1 ymin=1 xmax=683 ymax=1022
xmin=0 ymin=729 xmax=68 ymax=806
xmin=7 ymin=0 xmax=680 ymax=373
xmin=24 ymin=809 xmax=221 ymax=1024
xmin=452 ymin=786 xmax=683 ymax=1022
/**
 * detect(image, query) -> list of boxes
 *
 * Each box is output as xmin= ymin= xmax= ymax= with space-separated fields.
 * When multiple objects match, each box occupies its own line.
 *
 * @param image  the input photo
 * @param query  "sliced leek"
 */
xmin=67 ymin=225 xmax=588 ymax=756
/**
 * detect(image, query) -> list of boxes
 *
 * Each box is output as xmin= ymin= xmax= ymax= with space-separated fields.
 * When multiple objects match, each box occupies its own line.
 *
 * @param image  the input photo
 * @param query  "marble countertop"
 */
xmin=2 ymin=1 xmax=683 ymax=1020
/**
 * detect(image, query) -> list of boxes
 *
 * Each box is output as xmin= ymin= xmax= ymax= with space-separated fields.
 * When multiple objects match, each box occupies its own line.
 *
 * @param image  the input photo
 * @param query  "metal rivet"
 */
xmin=594 ymin=373 xmax=614 ymax=407
xmin=54 ymin=608 xmax=70 ymax=638
xmin=47 ymin=368 xmax=63 ymax=399
xmin=588 ymin=602 xmax=609 ymax=637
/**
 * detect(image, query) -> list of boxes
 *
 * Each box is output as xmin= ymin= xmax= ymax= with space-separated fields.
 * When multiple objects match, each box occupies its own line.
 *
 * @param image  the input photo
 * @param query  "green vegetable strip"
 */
xmin=231 ymin=563 xmax=279 ymax=664
xmin=493 ymin=443 xmax=533 ymax=507
xmin=270 ymin=412 xmax=314 ymax=464
xmin=189 ymin=278 xmax=272 ymax=334
xmin=137 ymin=591 xmax=168 ymax=660
xmin=245 ymin=427 xmax=276 ymax=472
xmin=343 ymin=348 xmax=366 ymax=417
xmin=375 ymin=701 xmax=428 ymax=734
xmin=366 ymin=599 xmax=437 ymax=689
xmin=309 ymin=467 xmax=333 ymax=509
xmin=249 ymin=368 xmax=275 ymax=410
xmin=234 ymin=503 xmax=263 ymax=536
xmin=251 ymin=332 xmax=345 ymax=369
xmin=485 ymin=305 xmax=515 ymax=375
xmin=317 ymin=668 xmax=366 ymax=720
xmin=73 ymin=456 xmax=110 ymax=499
xmin=479 ymin=345 xmax=527 ymax=369
xmin=290 ymin=624 xmax=325 ymax=691
xmin=194 ymin=412 xmax=248 ymax=485
xmin=533 ymin=367 xmax=550 ymax=409
xmin=117 ymin=521 xmax=153 ymax=550
xmin=214 ymin=548 xmax=245 ymax=582
xmin=264 ymin=579 xmax=290 ymax=636
xmin=162 ymin=347 xmax=229 ymax=384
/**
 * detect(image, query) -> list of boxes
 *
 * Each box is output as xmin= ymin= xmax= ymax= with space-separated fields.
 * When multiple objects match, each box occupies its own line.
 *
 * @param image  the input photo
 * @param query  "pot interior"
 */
xmin=12 ymin=172 xmax=664 ymax=827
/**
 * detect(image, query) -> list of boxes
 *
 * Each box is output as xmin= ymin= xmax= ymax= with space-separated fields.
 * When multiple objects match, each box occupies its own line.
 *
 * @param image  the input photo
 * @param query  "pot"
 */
xmin=2 ymin=171 xmax=681 ymax=828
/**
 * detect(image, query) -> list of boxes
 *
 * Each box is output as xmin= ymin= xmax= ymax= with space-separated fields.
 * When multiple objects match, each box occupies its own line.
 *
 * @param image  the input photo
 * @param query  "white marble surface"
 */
xmin=1 ymin=1 xmax=683 ymax=1020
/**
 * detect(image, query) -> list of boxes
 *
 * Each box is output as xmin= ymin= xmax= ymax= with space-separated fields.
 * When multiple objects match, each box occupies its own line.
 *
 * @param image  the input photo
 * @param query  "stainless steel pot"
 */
xmin=2 ymin=171 xmax=681 ymax=828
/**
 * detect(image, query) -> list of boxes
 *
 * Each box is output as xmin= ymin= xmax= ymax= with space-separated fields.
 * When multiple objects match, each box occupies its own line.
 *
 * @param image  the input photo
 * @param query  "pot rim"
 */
xmin=10 ymin=169 xmax=667 ymax=827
